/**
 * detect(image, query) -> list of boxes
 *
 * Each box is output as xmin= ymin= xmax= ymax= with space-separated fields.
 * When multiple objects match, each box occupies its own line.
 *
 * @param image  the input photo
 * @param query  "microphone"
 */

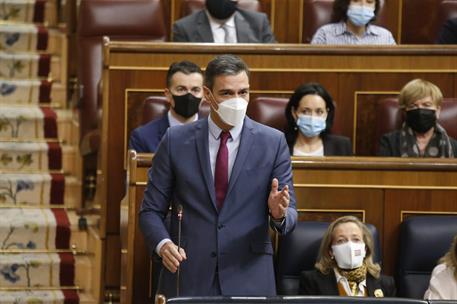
xmin=176 ymin=204 xmax=183 ymax=297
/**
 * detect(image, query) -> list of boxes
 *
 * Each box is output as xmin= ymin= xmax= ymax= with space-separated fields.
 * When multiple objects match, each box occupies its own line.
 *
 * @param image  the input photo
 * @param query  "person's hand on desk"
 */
xmin=268 ymin=178 xmax=289 ymax=220
xmin=160 ymin=241 xmax=187 ymax=273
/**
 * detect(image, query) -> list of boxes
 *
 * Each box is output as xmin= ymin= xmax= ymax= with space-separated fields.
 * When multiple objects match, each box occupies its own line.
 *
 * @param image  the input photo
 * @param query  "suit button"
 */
xmin=218 ymin=224 xmax=224 ymax=230
xmin=211 ymin=252 xmax=217 ymax=258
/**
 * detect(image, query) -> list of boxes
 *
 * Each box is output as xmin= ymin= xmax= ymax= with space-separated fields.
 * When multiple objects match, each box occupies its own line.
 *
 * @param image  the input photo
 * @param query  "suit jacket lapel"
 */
xmin=234 ymin=11 xmax=256 ymax=42
xmin=196 ymin=11 xmax=214 ymax=42
xmin=225 ymin=118 xmax=255 ymax=201
xmin=195 ymin=119 xmax=217 ymax=211
xmin=158 ymin=115 xmax=170 ymax=139
xmin=321 ymin=271 xmax=340 ymax=295
xmin=366 ymin=274 xmax=382 ymax=297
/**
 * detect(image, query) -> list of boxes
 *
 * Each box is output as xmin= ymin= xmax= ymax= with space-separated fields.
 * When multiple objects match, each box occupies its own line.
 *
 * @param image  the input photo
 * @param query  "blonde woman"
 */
xmin=378 ymin=79 xmax=457 ymax=157
xmin=299 ymin=216 xmax=395 ymax=297
xmin=424 ymin=234 xmax=457 ymax=300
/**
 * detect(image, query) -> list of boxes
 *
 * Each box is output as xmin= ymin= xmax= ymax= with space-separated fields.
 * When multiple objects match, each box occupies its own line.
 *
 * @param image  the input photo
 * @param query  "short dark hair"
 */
xmin=331 ymin=0 xmax=380 ymax=23
xmin=285 ymin=83 xmax=336 ymax=154
xmin=166 ymin=61 xmax=203 ymax=88
xmin=204 ymin=54 xmax=250 ymax=90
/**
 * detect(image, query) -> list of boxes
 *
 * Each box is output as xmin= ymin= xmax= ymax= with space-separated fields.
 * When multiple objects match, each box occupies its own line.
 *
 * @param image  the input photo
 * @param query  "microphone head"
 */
xmin=177 ymin=204 xmax=183 ymax=220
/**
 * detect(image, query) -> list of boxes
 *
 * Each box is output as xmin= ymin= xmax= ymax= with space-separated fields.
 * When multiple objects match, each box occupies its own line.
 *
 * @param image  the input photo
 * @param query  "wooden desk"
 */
xmin=121 ymin=151 xmax=153 ymax=304
xmin=291 ymin=156 xmax=457 ymax=275
xmin=121 ymin=154 xmax=457 ymax=303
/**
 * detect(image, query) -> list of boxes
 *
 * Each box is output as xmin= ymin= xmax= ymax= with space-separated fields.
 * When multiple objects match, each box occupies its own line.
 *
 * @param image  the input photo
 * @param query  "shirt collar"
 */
xmin=167 ymin=110 xmax=198 ymax=127
xmin=335 ymin=21 xmax=380 ymax=37
xmin=208 ymin=113 xmax=243 ymax=141
xmin=206 ymin=9 xmax=236 ymax=31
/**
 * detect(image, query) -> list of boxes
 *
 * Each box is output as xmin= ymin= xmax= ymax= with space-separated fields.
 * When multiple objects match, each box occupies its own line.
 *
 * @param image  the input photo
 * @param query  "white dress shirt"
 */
xmin=206 ymin=10 xmax=237 ymax=43
xmin=207 ymin=114 xmax=243 ymax=179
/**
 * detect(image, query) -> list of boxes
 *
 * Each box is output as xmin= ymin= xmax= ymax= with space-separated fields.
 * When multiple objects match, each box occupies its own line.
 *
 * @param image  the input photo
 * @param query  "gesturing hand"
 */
xmin=159 ymin=241 xmax=187 ymax=273
xmin=268 ymin=178 xmax=289 ymax=220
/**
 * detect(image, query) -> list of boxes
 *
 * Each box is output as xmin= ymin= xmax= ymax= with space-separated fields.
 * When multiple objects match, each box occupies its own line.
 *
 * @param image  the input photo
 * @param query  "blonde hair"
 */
xmin=439 ymin=234 xmax=457 ymax=280
xmin=398 ymin=79 xmax=443 ymax=109
xmin=315 ymin=216 xmax=381 ymax=278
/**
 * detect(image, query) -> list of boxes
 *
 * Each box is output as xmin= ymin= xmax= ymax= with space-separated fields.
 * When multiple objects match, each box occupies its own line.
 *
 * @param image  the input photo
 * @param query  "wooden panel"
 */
xmin=383 ymin=190 xmax=457 ymax=274
xmin=105 ymin=234 xmax=121 ymax=288
xmin=379 ymin=0 xmax=401 ymax=43
xmin=122 ymin=152 xmax=154 ymax=304
xmin=401 ymin=0 xmax=442 ymax=44
xmin=355 ymin=93 xmax=398 ymax=156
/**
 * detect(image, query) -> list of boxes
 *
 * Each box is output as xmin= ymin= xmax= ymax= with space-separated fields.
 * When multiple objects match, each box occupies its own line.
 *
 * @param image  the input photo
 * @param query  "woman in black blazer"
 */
xmin=285 ymin=83 xmax=352 ymax=156
xmin=299 ymin=216 xmax=396 ymax=297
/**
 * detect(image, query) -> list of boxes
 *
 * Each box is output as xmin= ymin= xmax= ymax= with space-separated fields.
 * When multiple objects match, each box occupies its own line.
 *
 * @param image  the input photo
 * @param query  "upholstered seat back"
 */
xmin=373 ymin=97 xmax=457 ymax=155
xmin=436 ymin=1 xmax=457 ymax=42
xmin=397 ymin=216 xmax=457 ymax=298
xmin=276 ymin=221 xmax=381 ymax=295
xmin=78 ymin=0 xmax=167 ymax=145
xmin=77 ymin=0 xmax=167 ymax=198
xmin=247 ymin=97 xmax=288 ymax=132
xmin=401 ymin=0 xmax=457 ymax=43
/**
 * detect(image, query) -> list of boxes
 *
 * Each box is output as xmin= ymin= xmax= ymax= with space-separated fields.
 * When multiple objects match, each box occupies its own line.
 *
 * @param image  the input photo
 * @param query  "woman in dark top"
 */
xmin=378 ymin=79 xmax=457 ymax=157
xmin=285 ymin=83 xmax=352 ymax=156
xmin=299 ymin=216 xmax=396 ymax=297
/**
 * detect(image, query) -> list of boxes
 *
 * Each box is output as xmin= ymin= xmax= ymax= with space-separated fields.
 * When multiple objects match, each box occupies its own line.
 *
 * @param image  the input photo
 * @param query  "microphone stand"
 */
xmin=176 ymin=205 xmax=183 ymax=297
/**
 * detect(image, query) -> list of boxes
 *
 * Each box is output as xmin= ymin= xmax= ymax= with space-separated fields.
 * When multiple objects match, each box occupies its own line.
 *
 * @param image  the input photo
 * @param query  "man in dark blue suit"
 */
xmin=128 ymin=61 xmax=204 ymax=152
xmin=139 ymin=54 xmax=297 ymax=297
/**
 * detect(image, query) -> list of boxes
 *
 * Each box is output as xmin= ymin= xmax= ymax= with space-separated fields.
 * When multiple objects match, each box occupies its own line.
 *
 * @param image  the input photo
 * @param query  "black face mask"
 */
xmin=172 ymin=93 xmax=202 ymax=118
xmin=405 ymin=108 xmax=437 ymax=133
xmin=206 ymin=0 xmax=237 ymax=20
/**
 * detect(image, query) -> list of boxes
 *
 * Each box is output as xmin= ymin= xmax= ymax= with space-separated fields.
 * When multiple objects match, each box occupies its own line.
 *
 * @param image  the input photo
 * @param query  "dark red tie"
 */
xmin=215 ymin=131 xmax=231 ymax=210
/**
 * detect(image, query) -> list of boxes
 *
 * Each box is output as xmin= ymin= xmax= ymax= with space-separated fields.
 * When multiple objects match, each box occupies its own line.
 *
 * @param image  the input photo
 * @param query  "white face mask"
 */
xmin=214 ymin=97 xmax=248 ymax=127
xmin=331 ymin=241 xmax=366 ymax=269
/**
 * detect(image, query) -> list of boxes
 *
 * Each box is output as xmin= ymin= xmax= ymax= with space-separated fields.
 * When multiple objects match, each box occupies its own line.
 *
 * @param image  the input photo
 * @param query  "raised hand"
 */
xmin=268 ymin=178 xmax=289 ymax=220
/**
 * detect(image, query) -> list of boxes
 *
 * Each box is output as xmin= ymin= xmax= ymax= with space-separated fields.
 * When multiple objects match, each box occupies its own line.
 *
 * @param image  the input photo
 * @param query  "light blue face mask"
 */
xmin=347 ymin=5 xmax=375 ymax=27
xmin=296 ymin=115 xmax=326 ymax=138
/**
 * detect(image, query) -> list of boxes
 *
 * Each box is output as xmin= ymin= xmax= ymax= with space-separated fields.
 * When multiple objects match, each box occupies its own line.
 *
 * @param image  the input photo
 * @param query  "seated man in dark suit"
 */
xmin=172 ymin=0 xmax=276 ymax=43
xmin=437 ymin=17 xmax=457 ymax=44
xmin=128 ymin=61 xmax=204 ymax=152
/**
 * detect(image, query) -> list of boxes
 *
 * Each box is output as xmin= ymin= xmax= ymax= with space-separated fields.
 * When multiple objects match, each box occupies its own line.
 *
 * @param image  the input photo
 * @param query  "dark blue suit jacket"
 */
xmin=128 ymin=115 xmax=169 ymax=153
xmin=139 ymin=117 xmax=297 ymax=297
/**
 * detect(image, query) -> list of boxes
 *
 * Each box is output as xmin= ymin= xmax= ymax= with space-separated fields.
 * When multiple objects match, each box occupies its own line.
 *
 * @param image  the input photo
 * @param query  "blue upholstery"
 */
xmin=275 ymin=221 xmax=381 ymax=295
xmin=397 ymin=216 xmax=457 ymax=298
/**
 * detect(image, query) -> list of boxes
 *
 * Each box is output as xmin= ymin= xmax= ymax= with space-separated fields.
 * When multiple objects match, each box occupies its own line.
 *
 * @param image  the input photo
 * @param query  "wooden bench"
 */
xmin=122 ymin=153 xmax=457 ymax=303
